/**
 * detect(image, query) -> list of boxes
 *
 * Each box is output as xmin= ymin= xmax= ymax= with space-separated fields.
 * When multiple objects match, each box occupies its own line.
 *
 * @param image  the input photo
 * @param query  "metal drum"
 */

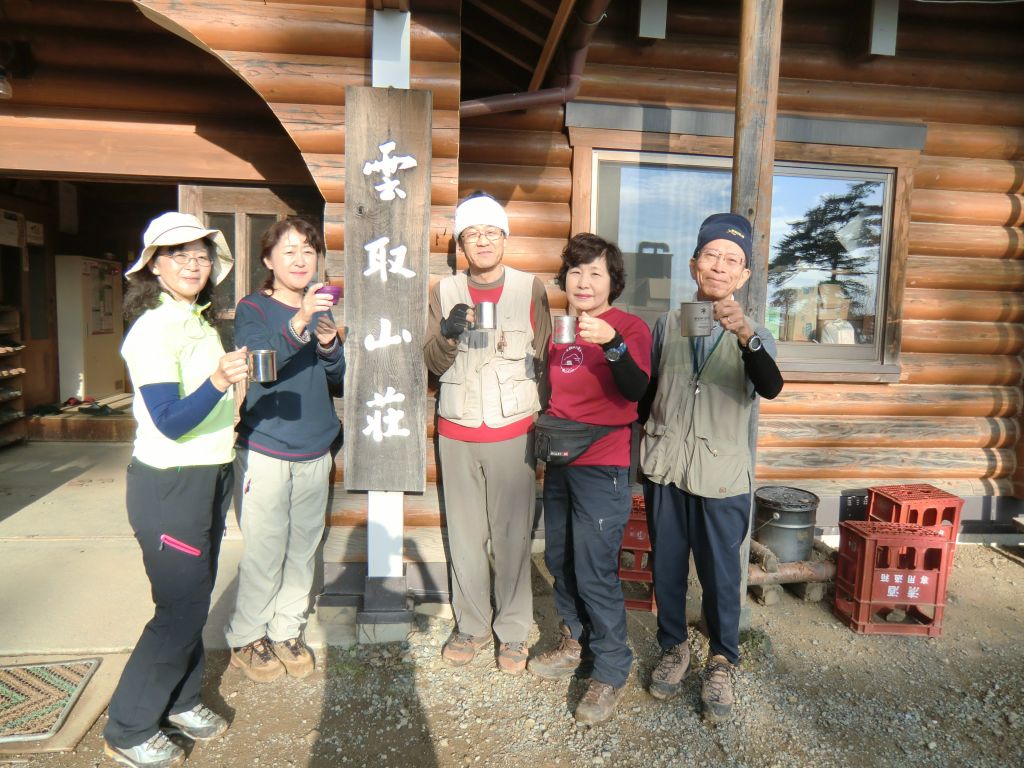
xmin=753 ymin=486 xmax=820 ymax=563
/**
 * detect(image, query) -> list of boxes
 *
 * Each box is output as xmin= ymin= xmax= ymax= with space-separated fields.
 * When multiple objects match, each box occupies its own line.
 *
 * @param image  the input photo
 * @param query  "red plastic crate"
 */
xmin=619 ymin=495 xmax=656 ymax=612
xmin=833 ymin=521 xmax=952 ymax=637
xmin=867 ymin=483 xmax=963 ymax=559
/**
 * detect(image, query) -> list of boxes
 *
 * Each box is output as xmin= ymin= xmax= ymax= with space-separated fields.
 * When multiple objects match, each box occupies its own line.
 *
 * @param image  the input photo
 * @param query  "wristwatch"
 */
xmin=604 ymin=339 xmax=628 ymax=362
xmin=740 ymin=334 xmax=763 ymax=353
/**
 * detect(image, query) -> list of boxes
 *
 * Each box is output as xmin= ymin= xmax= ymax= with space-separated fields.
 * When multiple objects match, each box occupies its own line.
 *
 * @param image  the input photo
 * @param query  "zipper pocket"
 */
xmin=159 ymin=534 xmax=201 ymax=557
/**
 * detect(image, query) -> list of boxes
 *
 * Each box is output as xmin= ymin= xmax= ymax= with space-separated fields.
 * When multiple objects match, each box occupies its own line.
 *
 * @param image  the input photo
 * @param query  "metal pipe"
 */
xmin=746 ymin=559 xmax=836 ymax=586
xmin=459 ymin=0 xmax=611 ymax=118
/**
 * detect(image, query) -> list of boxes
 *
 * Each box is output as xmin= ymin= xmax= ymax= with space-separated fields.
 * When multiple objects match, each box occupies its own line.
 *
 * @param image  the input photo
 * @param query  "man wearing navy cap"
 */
xmin=640 ymin=212 xmax=783 ymax=722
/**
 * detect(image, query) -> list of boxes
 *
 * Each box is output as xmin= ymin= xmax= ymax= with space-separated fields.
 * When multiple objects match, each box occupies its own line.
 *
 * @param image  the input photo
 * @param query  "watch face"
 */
xmin=605 ymin=348 xmax=622 ymax=361
xmin=747 ymin=335 xmax=763 ymax=352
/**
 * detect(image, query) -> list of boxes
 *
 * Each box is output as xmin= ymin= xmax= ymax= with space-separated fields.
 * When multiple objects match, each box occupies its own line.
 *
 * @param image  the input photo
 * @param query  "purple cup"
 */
xmin=316 ymin=284 xmax=343 ymax=304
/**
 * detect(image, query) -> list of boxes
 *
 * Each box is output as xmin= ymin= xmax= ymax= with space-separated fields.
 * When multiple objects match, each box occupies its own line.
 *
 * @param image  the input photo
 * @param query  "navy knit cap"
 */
xmin=695 ymin=212 xmax=752 ymax=265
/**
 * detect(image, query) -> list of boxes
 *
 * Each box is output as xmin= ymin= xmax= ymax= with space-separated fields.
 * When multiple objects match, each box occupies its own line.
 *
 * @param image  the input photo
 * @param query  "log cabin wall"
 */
xmin=460 ymin=0 xmax=1024 ymax=520
xmin=0 ymin=0 xmax=311 ymax=184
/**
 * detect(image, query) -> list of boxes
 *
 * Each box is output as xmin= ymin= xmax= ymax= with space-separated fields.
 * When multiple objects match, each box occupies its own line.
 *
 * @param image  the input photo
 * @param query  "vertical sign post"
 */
xmin=344 ymin=85 xmax=431 ymax=631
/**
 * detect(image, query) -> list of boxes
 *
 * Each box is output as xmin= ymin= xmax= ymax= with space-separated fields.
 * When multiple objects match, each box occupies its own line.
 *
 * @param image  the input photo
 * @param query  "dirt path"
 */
xmin=21 ymin=544 xmax=1024 ymax=768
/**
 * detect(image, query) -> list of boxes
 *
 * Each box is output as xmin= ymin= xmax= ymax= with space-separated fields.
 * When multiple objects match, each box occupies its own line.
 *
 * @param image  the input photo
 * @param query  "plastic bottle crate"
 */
xmin=619 ymin=494 xmax=656 ymax=612
xmin=867 ymin=483 xmax=963 ymax=559
xmin=833 ymin=521 xmax=951 ymax=637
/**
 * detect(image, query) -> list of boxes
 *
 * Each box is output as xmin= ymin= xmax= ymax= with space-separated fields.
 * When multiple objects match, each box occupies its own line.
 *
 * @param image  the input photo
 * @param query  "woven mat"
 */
xmin=0 ymin=658 xmax=101 ymax=744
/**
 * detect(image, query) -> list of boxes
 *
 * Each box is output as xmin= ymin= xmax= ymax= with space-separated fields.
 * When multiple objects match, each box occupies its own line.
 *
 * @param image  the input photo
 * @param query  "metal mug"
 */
xmin=679 ymin=301 xmax=715 ymax=337
xmin=248 ymin=349 xmax=277 ymax=383
xmin=474 ymin=301 xmax=496 ymax=330
xmin=553 ymin=315 xmax=577 ymax=344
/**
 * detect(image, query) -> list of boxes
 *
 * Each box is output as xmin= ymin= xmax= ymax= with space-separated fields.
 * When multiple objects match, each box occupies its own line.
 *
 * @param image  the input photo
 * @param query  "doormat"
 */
xmin=0 ymin=658 xmax=101 ymax=744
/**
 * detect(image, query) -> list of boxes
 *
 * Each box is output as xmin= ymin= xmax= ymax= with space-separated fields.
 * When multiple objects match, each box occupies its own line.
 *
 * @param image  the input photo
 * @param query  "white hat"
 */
xmin=454 ymin=195 xmax=509 ymax=240
xmin=126 ymin=212 xmax=234 ymax=286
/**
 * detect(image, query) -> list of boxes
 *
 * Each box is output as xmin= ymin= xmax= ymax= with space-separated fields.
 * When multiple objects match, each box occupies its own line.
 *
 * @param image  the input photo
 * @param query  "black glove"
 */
xmin=440 ymin=303 xmax=471 ymax=339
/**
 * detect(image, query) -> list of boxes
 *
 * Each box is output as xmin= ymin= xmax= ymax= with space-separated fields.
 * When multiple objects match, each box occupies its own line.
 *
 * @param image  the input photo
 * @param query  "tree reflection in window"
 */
xmin=767 ymin=176 xmax=886 ymax=346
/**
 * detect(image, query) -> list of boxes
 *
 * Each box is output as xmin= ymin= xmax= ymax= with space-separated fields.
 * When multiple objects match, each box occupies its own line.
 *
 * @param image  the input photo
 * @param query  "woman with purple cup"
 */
xmin=225 ymin=216 xmax=344 ymax=683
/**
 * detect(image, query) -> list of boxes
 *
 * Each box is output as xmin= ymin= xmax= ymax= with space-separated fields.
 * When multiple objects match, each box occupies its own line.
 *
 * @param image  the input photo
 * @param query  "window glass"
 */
xmin=768 ymin=171 xmax=887 ymax=356
xmin=206 ymin=213 xmax=236 ymax=310
xmin=247 ymin=214 xmax=278 ymax=296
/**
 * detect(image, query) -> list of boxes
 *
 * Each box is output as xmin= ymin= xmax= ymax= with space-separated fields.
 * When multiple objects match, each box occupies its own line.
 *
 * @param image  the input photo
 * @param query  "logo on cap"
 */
xmin=726 ymin=228 xmax=745 ymax=239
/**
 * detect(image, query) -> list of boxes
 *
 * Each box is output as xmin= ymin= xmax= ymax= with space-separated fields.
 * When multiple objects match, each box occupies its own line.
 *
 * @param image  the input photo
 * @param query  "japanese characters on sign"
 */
xmin=344 ymin=86 xmax=431 ymax=493
xmin=876 ymin=571 xmax=934 ymax=602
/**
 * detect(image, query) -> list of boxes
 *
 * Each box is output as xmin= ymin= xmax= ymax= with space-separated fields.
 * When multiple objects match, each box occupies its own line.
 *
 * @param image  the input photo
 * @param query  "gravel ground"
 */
xmin=16 ymin=543 xmax=1024 ymax=768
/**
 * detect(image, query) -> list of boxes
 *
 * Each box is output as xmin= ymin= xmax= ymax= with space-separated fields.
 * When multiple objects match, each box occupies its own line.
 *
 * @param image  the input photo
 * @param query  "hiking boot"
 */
xmin=230 ymin=636 xmax=285 ymax=682
xmin=103 ymin=732 xmax=184 ymax=768
xmin=574 ymin=679 xmax=626 ymax=725
xmin=648 ymin=642 xmax=690 ymax=701
xmin=701 ymin=654 xmax=737 ymax=723
xmin=163 ymin=703 xmax=228 ymax=741
xmin=441 ymin=631 xmax=492 ymax=666
xmin=270 ymin=637 xmax=315 ymax=679
xmin=497 ymin=640 xmax=528 ymax=675
xmin=527 ymin=623 xmax=589 ymax=680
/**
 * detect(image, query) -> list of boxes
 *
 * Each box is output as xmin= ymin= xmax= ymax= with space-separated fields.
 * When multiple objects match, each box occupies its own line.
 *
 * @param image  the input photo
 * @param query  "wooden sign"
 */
xmin=344 ymin=86 xmax=431 ymax=492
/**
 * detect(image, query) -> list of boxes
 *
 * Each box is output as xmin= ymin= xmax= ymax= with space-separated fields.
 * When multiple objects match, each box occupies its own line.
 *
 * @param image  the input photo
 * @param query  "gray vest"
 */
xmin=640 ymin=311 xmax=755 ymax=498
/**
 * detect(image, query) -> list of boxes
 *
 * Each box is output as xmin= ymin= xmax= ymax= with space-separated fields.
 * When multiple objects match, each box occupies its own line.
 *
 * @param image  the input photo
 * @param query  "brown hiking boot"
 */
xmin=497 ymin=640 xmax=528 ymax=674
xmin=648 ymin=642 xmax=690 ymax=701
xmin=270 ymin=637 xmax=315 ymax=679
xmin=574 ymin=679 xmax=626 ymax=725
xmin=441 ymin=631 xmax=492 ymax=666
xmin=230 ymin=637 xmax=285 ymax=683
xmin=701 ymin=654 xmax=737 ymax=723
xmin=527 ymin=623 xmax=588 ymax=680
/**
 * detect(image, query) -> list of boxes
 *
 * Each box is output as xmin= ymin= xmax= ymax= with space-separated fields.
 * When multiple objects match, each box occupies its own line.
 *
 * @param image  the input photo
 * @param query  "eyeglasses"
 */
xmin=164 ymin=250 xmax=213 ymax=267
xmin=696 ymin=249 xmax=745 ymax=270
xmin=462 ymin=227 xmax=504 ymax=245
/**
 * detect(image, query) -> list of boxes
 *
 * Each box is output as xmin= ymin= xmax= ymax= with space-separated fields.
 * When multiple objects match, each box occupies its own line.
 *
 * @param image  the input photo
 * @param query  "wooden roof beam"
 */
xmin=463 ymin=28 xmax=534 ymax=74
xmin=465 ymin=0 xmax=546 ymax=46
xmin=530 ymin=0 xmax=576 ymax=92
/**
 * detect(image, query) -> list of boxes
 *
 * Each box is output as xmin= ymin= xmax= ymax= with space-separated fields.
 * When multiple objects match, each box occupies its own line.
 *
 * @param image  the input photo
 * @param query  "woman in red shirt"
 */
xmin=527 ymin=233 xmax=652 ymax=726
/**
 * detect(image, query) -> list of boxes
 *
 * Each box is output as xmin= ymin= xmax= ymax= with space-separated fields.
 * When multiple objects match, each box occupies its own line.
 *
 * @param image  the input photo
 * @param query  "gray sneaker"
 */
xmin=648 ymin=642 xmax=690 ymax=701
xmin=103 ymin=732 xmax=184 ymax=768
xmin=164 ymin=703 xmax=228 ymax=741
xmin=701 ymin=654 xmax=737 ymax=723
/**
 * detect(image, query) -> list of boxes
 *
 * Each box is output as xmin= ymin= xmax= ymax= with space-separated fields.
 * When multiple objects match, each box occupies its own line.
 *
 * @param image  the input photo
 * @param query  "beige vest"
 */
xmin=641 ymin=311 xmax=755 ymax=498
xmin=437 ymin=267 xmax=541 ymax=428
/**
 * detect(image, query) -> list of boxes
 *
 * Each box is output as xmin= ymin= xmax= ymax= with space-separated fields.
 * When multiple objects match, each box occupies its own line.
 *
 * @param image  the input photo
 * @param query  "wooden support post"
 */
xmin=731 ymin=0 xmax=783 ymax=630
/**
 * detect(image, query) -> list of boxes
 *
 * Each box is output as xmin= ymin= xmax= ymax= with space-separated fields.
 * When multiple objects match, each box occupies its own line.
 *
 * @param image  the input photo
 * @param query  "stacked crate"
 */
xmin=619 ymin=494 xmax=656 ymax=612
xmin=833 ymin=480 xmax=962 ymax=637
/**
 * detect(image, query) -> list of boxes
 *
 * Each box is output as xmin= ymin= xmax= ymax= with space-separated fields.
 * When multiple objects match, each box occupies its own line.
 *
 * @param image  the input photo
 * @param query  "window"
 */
xmin=570 ymin=127 xmax=915 ymax=382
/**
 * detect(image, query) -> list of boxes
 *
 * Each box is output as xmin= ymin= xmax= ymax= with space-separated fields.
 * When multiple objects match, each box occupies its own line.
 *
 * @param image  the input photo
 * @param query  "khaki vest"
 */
xmin=640 ymin=311 xmax=755 ymax=498
xmin=437 ymin=267 xmax=541 ymax=428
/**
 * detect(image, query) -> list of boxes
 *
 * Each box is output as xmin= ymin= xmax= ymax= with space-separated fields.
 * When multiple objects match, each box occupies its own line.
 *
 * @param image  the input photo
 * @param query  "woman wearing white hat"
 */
xmin=103 ymin=212 xmax=248 ymax=768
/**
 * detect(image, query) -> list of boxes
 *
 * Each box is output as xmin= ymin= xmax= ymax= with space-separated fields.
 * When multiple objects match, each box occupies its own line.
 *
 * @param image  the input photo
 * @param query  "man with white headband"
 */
xmin=424 ymin=191 xmax=551 ymax=674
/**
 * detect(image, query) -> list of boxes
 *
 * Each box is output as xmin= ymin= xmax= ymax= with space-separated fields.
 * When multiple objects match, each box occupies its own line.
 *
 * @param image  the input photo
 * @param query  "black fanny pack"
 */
xmin=534 ymin=413 xmax=617 ymax=465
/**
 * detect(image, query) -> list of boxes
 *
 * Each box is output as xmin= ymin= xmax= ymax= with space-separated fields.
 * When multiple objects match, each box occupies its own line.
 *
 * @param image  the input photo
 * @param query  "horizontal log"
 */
xmin=327 ymin=486 xmax=446 ymax=528
xmin=902 ymin=288 xmax=1024 ymax=323
xmin=7 ymin=67 xmax=270 ymax=116
xmin=579 ymin=65 xmax=1024 ymax=127
xmin=588 ymin=35 xmax=1024 ymax=95
xmin=754 ymin=476 xmax=1012 ymax=500
xmin=759 ymin=416 xmax=1017 ymax=449
xmin=321 ymin=525 xmax=449 ymax=565
xmin=271 ymin=103 xmax=459 ymax=156
xmin=916 ymin=156 xmax=1024 ymax=193
xmin=905 ymin=255 xmax=1024 ymax=292
xmin=0 ymin=112 xmax=311 ymax=185
xmin=759 ymin=383 xmax=1022 ymax=418
xmin=460 ymin=103 xmax=567 ymax=133
xmin=756 ymin=447 xmax=1014 ymax=480
xmin=454 ymin=237 xmax=566 ymax=273
xmin=5 ymin=0 xmax=160 ymax=32
xmin=924 ymin=123 xmax=1024 ymax=161
xmin=460 ymin=129 xmax=572 ymax=168
xmin=899 ymin=353 xmax=1022 ymax=386
xmin=908 ymin=222 xmax=1024 ymax=259
xmin=901 ymin=320 xmax=1024 ymax=356
xmin=218 ymin=51 xmax=460 ymax=109
xmin=911 ymin=189 xmax=1024 ymax=227
xmin=459 ymin=164 xmax=572 ymax=204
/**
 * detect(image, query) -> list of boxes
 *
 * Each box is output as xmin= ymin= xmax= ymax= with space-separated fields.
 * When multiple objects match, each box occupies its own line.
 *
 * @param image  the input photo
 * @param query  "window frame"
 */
xmin=568 ymin=127 xmax=918 ymax=383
